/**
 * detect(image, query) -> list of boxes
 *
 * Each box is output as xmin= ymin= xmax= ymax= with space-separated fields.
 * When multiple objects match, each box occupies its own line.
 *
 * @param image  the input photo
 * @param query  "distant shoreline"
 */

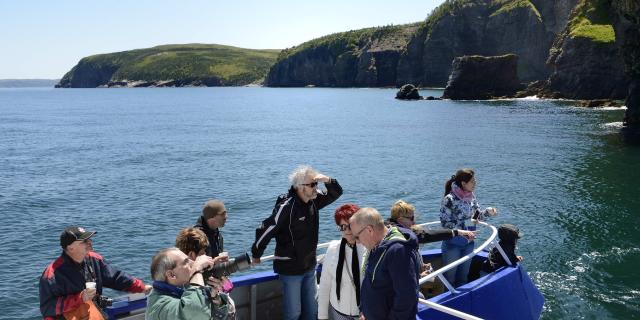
xmin=0 ymin=79 xmax=58 ymax=88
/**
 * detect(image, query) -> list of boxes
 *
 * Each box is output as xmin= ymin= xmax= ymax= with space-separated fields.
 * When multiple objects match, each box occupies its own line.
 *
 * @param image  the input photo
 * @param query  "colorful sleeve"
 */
xmin=99 ymin=258 xmax=145 ymax=292
xmin=439 ymin=196 xmax=457 ymax=229
xmin=39 ymin=274 xmax=83 ymax=318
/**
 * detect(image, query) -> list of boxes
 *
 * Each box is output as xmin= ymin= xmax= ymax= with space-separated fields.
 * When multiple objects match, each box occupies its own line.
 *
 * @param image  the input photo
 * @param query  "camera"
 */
xmin=97 ymin=295 xmax=113 ymax=308
xmin=202 ymin=252 xmax=252 ymax=279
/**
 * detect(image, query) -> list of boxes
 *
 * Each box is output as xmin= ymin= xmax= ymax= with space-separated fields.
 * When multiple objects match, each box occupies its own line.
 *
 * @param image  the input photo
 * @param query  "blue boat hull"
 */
xmin=105 ymin=249 xmax=544 ymax=319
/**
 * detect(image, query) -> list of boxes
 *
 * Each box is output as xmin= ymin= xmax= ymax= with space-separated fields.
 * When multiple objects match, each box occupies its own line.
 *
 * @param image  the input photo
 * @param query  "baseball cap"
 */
xmin=60 ymin=226 xmax=96 ymax=249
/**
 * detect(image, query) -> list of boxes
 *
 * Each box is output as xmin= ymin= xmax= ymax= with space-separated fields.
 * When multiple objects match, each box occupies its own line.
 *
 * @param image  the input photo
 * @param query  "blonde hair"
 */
xmin=390 ymin=200 xmax=415 ymax=220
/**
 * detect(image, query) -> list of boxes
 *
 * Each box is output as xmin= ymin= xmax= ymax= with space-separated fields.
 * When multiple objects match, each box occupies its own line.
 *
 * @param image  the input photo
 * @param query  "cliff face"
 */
xmin=269 ymin=0 xmax=582 ymax=88
xmin=264 ymin=25 xmax=418 ymax=87
xmin=610 ymin=0 xmax=640 ymax=126
xmin=442 ymin=54 xmax=524 ymax=99
xmin=543 ymin=0 xmax=629 ymax=99
xmin=57 ymin=59 xmax=119 ymax=88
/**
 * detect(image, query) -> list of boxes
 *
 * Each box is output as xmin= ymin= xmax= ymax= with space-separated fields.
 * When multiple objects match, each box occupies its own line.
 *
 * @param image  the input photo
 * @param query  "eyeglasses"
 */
xmin=353 ymin=225 xmax=371 ymax=241
xmin=301 ymin=182 xmax=318 ymax=188
xmin=337 ymin=224 xmax=350 ymax=232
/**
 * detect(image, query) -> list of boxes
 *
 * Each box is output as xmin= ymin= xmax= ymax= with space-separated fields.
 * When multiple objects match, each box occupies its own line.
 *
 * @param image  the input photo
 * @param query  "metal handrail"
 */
xmin=258 ymin=220 xmax=499 ymax=320
xmin=416 ymin=220 xmax=497 ymax=286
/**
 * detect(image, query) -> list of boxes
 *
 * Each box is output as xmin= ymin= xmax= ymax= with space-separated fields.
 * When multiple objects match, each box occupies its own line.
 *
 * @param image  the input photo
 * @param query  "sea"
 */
xmin=0 ymin=87 xmax=638 ymax=319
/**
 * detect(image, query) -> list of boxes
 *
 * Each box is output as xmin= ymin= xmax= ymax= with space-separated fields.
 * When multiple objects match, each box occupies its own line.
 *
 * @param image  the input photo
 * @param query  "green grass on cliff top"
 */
xmin=277 ymin=23 xmax=419 ymax=61
xmin=569 ymin=0 xmax=615 ymax=43
xmin=489 ymin=0 xmax=541 ymax=21
xmin=69 ymin=44 xmax=280 ymax=84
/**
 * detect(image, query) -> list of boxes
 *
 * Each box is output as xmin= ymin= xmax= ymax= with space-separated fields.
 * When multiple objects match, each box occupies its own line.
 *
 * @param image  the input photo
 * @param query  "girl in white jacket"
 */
xmin=318 ymin=204 xmax=367 ymax=320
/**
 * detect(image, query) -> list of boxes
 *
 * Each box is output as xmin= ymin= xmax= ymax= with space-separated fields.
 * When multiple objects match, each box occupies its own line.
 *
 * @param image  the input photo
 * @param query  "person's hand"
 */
xmin=213 ymin=254 xmax=229 ymax=265
xmin=143 ymin=284 xmax=152 ymax=295
xmin=313 ymin=174 xmax=331 ymax=184
xmin=359 ymin=314 xmax=366 ymax=320
xmin=81 ymin=288 xmax=97 ymax=302
xmin=194 ymin=255 xmax=215 ymax=273
xmin=517 ymin=255 xmax=524 ymax=261
xmin=458 ymin=230 xmax=476 ymax=240
xmin=206 ymin=276 xmax=223 ymax=297
xmin=251 ymin=257 xmax=261 ymax=266
xmin=486 ymin=207 xmax=498 ymax=216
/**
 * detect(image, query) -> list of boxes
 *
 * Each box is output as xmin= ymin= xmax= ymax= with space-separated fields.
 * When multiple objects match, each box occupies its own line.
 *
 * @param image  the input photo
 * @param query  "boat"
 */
xmin=104 ymin=221 xmax=544 ymax=319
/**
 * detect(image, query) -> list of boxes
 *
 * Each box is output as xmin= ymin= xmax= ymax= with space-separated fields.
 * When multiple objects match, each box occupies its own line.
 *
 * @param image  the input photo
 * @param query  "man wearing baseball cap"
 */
xmin=39 ymin=226 xmax=152 ymax=319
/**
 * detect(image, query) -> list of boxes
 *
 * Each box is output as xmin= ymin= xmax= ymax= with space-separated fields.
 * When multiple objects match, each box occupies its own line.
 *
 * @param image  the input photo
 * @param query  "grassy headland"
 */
xmin=58 ymin=44 xmax=280 ymax=87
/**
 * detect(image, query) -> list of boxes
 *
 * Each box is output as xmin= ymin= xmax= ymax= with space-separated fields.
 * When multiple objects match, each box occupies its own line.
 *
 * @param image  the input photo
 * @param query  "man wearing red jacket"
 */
xmin=39 ymin=226 xmax=151 ymax=319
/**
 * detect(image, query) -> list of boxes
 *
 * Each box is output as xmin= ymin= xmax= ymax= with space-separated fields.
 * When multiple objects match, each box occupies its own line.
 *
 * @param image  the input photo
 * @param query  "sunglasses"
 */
xmin=301 ymin=182 xmax=318 ymax=188
xmin=402 ymin=215 xmax=415 ymax=221
xmin=353 ymin=225 xmax=371 ymax=241
xmin=337 ymin=224 xmax=350 ymax=232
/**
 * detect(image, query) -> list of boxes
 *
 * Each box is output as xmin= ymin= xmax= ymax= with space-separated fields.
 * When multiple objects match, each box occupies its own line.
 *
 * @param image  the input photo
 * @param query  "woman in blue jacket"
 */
xmin=439 ymin=169 xmax=497 ymax=287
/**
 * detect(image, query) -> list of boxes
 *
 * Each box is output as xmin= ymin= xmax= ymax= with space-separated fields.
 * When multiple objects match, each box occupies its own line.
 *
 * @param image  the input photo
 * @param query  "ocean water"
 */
xmin=0 ymin=87 xmax=638 ymax=319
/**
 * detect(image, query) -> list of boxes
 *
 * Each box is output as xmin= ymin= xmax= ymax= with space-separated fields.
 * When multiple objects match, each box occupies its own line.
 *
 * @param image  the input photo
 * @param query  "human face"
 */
xmin=207 ymin=208 xmax=227 ymax=229
xmin=167 ymin=250 xmax=194 ymax=286
xmin=461 ymin=177 xmax=476 ymax=192
xmin=398 ymin=213 xmax=416 ymax=228
xmin=349 ymin=222 xmax=374 ymax=250
xmin=66 ymin=238 xmax=93 ymax=263
xmin=337 ymin=219 xmax=356 ymax=245
xmin=298 ymin=175 xmax=318 ymax=201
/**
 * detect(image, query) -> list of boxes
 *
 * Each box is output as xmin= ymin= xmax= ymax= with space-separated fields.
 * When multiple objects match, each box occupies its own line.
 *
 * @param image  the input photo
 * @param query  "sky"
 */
xmin=0 ymin=1 xmax=445 ymax=79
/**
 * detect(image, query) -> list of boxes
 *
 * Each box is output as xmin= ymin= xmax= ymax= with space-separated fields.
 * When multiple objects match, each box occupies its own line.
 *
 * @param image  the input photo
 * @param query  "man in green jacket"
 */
xmin=146 ymin=247 xmax=230 ymax=320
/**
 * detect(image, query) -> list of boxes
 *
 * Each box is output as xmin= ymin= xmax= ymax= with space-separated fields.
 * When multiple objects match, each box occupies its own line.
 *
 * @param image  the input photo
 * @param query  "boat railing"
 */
xmin=262 ymin=219 xmax=509 ymax=320
xmin=414 ymin=220 xmax=514 ymax=320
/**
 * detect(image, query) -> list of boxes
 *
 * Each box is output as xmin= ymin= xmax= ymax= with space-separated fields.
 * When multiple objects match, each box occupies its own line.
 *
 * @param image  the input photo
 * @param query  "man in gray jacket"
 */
xmin=146 ymin=248 xmax=230 ymax=320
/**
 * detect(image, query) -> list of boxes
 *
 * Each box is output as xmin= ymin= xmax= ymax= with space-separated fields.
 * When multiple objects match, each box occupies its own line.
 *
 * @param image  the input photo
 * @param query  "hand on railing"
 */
xmin=458 ymin=229 xmax=476 ymax=241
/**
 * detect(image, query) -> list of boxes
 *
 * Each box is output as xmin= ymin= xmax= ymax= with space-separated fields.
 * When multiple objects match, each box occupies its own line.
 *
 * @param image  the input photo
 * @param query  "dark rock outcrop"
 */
xmin=395 ymin=84 xmax=423 ymax=100
xmin=442 ymin=54 xmax=524 ymax=100
xmin=265 ymin=25 xmax=418 ymax=87
xmin=540 ymin=0 xmax=629 ymax=100
xmin=611 ymin=0 xmax=640 ymax=126
xmin=397 ymin=0 xmax=561 ymax=87
xmin=56 ymin=59 xmax=119 ymax=88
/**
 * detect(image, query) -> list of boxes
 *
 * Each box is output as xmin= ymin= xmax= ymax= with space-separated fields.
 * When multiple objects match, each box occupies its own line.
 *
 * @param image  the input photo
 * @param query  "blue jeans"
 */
xmin=280 ymin=269 xmax=317 ymax=320
xmin=441 ymin=239 xmax=474 ymax=288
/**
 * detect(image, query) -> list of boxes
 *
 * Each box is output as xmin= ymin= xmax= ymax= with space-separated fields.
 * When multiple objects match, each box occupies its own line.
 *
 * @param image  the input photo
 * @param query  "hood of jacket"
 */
xmin=377 ymin=226 xmax=418 ymax=253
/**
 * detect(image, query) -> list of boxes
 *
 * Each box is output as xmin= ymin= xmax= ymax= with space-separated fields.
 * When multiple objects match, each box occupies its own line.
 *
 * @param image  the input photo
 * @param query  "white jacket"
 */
xmin=318 ymin=239 xmax=367 ymax=319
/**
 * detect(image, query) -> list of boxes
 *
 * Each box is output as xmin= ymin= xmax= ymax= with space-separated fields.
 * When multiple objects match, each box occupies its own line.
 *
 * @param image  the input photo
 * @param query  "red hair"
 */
xmin=334 ymin=203 xmax=361 ymax=225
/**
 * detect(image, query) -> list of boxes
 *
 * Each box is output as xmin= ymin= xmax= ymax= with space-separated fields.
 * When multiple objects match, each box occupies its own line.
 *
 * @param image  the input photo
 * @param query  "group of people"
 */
xmin=39 ymin=165 xmax=523 ymax=320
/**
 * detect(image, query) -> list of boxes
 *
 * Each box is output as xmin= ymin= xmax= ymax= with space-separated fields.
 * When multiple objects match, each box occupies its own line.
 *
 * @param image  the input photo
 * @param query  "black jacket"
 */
xmin=195 ymin=216 xmax=224 ymax=258
xmin=252 ymin=179 xmax=342 ymax=275
xmin=39 ymin=251 xmax=145 ymax=319
xmin=386 ymin=218 xmax=454 ymax=244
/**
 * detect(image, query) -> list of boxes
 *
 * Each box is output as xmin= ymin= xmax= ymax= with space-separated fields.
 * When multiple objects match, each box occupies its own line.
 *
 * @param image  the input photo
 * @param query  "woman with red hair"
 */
xmin=318 ymin=204 xmax=366 ymax=320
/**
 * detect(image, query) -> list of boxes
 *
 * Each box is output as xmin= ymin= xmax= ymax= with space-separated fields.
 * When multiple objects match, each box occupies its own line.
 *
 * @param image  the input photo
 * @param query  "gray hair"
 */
xmin=350 ymin=207 xmax=385 ymax=230
xmin=150 ymin=248 xmax=179 ymax=281
xmin=288 ymin=165 xmax=319 ymax=187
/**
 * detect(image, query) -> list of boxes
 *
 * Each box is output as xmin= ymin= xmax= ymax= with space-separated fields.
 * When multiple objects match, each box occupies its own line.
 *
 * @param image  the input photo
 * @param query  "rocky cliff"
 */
xmin=57 ymin=44 xmax=279 ymax=88
xmin=442 ymin=54 xmax=524 ymax=99
xmin=264 ymin=25 xmax=419 ymax=87
xmin=398 ymin=0 xmax=563 ymax=87
xmin=541 ymin=0 xmax=629 ymax=99
xmin=610 ymin=0 xmax=640 ymax=126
